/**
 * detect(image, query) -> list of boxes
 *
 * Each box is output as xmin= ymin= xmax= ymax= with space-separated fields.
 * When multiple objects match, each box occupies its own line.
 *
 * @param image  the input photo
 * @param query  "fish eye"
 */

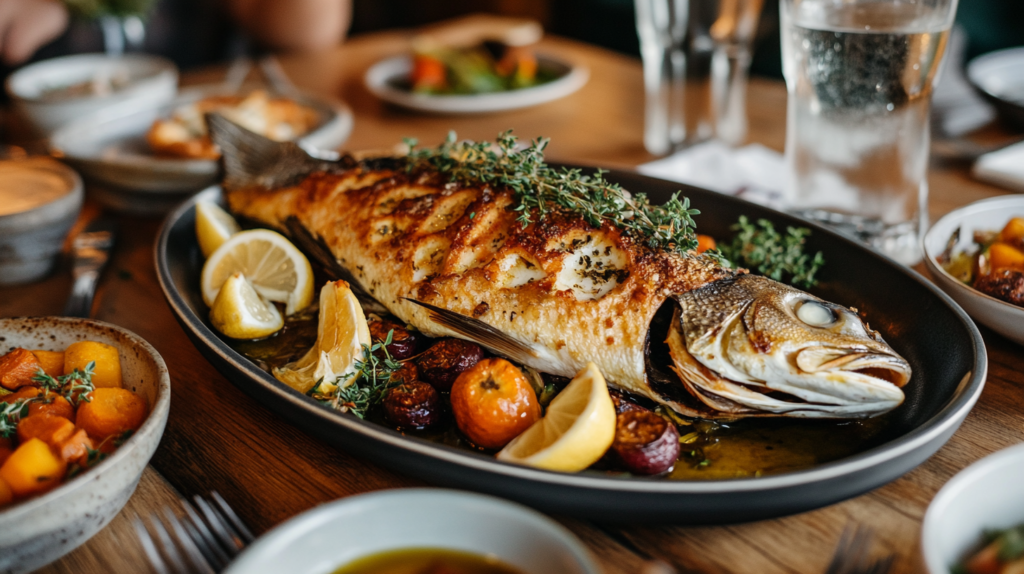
xmin=796 ymin=300 xmax=836 ymax=327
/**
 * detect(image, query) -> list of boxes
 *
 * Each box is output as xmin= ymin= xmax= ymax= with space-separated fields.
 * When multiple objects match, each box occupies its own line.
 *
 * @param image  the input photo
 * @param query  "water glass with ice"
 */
xmin=781 ymin=0 xmax=958 ymax=265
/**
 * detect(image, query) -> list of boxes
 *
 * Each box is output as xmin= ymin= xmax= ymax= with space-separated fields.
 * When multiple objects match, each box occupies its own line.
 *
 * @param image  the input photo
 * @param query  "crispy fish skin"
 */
xmin=226 ymin=166 xmax=732 ymax=398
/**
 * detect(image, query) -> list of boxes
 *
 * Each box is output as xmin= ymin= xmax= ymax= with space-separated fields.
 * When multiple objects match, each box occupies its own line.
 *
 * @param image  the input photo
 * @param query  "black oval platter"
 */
xmin=155 ymin=170 xmax=986 ymax=524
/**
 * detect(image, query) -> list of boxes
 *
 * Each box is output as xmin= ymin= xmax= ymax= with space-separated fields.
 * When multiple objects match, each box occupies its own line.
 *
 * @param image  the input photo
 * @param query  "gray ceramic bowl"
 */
xmin=0 ymin=157 xmax=83 ymax=286
xmin=224 ymin=489 xmax=601 ymax=574
xmin=5 ymin=53 xmax=178 ymax=137
xmin=0 ymin=317 xmax=170 ymax=574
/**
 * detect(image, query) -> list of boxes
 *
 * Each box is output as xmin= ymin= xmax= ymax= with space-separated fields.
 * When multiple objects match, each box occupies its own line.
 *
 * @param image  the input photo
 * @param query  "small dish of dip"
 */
xmin=0 ymin=157 xmax=83 ymax=285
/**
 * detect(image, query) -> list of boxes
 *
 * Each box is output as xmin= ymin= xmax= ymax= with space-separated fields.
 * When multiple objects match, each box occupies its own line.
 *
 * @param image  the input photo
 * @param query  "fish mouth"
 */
xmin=661 ymin=304 xmax=910 ymax=419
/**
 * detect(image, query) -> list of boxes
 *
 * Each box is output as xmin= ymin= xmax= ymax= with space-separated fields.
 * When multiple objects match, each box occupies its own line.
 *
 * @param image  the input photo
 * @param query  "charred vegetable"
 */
xmin=450 ymin=358 xmax=540 ymax=450
xmin=384 ymin=381 xmax=443 ymax=430
xmin=368 ymin=318 xmax=422 ymax=360
xmin=609 ymin=411 xmax=680 ymax=475
xmin=415 ymin=339 xmax=484 ymax=392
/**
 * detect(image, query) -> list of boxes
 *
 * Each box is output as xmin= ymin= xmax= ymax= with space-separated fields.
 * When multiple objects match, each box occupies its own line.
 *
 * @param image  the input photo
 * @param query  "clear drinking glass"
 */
xmin=780 ymin=0 xmax=958 ymax=265
xmin=636 ymin=0 xmax=765 ymax=155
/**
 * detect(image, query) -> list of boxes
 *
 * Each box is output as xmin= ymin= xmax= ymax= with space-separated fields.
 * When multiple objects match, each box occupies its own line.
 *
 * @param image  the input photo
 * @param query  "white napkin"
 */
xmin=973 ymin=140 xmax=1024 ymax=192
xmin=637 ymin=140 xmax=788 ymax=209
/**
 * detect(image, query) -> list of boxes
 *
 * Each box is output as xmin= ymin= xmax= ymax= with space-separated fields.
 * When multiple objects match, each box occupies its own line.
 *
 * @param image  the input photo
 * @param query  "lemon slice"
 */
xmin=195 ymin=201 xmax=241 ymax=258
xmin=497 ymin=362 xmax=616 ymax=472
xmin=201 ymin=229 xmax=314 ymax=315
xmin=273 ymin=280 xmax=371 ymax=395
xmin=209 ymin=272 xmax=284 ymax=339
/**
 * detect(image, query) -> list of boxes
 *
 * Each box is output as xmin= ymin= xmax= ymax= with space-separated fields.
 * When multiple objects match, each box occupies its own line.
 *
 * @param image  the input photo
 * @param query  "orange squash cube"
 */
xmin=989 ymin=242 xmax=1024 ymax=273
xmin=63 ymin=341 xmax=121 ymax=388
xmin=31 ymin=350 xmax=65 ymax=379
xmin=0 ymin=348 xmax=43 ymax=391
xmin=76 ymin=388 xmax=148 ymax=440
xmin=0 ymin=438 xmax=67 ymax=498
xmin=16 ymin=414 xmax=75 ymax=450
xmin=1000 ymin=217 xmax=1024 ymax=249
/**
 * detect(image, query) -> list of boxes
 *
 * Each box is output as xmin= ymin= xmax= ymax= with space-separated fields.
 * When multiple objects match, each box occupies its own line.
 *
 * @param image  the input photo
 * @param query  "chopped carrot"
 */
xmin=696 ymin=234 xmax=717 ymax=254
xmin=0 ymin=438 xmax=67 ymax=498
xmin=0 ymin=476 xmax=12 ymax=507
xmin=57 ymin=429 xmax=94 ymax=466
xmin=30 ymin=350 xmax=64 ymax=378
xmin=0 ymin=348 xmax=43 ymax=391
xmin=16 ymin=414 xmax=75 ymax=449
xmin=64 ymin=341 xmax=121 ymax=388
xmin=1 ymin=386 xmax=40 ymax=404
xmin=411 ymin=54 xmax=447 ymax=90
xmin=989 ymin=242 xmax=1024 ymax=273
xmin=965 ymin=539 xmax=1002 ymax=574
xmin=27 ymin=391 xmax=74 ymax=421
xmin=1000 ymin=217 xmax=1024 ymax=250
xmin=76 ymin=388 xmax=148 ymax=440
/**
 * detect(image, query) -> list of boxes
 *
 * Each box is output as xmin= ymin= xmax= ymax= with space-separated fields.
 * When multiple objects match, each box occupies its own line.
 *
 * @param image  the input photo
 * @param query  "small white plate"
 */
xmin=922 ymin=443 xmax=1024 ymax=574
xmin=364 ymin=54 xmax=588 ymax=114
xmin=49 ymin=85 xmax=353 ymax=213
xmin=223 ymin=489 xmax=600 ymax=574
xmin=922 ymin=195 xmax=1024 ymax=346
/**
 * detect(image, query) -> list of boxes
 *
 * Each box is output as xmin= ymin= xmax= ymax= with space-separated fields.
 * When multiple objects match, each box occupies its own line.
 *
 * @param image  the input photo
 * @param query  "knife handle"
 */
xmin=63 ymin=272 xmax=99 ymax=318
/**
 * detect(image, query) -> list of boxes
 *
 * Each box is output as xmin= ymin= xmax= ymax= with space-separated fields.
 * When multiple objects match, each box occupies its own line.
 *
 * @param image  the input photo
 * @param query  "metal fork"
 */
xmin=63 ymin=217 xmax=117 ymax=318
xmin=133 ymin=492 xmax=255 ymax=574
xmin=823 ymin=525 xmax=895 ymax=574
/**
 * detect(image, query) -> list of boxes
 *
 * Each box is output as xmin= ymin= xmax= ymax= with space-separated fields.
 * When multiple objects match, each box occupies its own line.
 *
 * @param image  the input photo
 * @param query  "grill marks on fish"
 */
xmin=226 ymin=163 xmax=731 ymax=393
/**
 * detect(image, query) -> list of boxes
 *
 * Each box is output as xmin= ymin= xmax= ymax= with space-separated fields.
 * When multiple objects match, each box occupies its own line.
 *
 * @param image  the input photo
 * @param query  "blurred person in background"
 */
xmin=0 ymin=0 xmax=351 ymax=69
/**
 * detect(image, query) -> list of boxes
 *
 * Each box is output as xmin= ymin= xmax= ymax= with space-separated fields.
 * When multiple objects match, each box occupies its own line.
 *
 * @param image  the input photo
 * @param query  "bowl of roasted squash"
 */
xmin=0 ymin=317 xmax=170 ymax=574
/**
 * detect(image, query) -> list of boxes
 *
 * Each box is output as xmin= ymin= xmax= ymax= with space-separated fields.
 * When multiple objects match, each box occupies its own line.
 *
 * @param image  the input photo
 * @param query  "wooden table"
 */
xmin=5 ymin=30 xmax=1021 ymax=574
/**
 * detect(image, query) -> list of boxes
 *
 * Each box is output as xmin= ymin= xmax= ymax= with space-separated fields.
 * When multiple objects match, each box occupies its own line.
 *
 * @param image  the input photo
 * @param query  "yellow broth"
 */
xmin=229 ymin=312 xmax=896 ymax=480
xmin=332 ymin=548 xmax=525 ymax=574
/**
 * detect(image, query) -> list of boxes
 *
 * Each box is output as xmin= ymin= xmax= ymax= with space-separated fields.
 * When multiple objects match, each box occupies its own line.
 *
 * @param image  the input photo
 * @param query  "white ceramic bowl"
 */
xmin=0 ymin=157 xmax=83 ymax=285
xmin=922 ymin=443 xmax=1024 ymax=574
xmin=224 ymin=489 xmax=601 ymax=574
xmin=6 ymin=53 xmax=178 ymax=136
xmin=922 ymin=195 xmax=1024 ymax=345
xmin=0 ymin=317 xmax=171 ymax=574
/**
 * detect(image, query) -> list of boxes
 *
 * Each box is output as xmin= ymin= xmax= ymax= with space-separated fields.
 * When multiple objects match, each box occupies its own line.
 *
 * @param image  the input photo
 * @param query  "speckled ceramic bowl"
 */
xmin=0 ymin=317 xmax=170 ymax=574
xmin=0 ymin=157 xmax=83 ymax=286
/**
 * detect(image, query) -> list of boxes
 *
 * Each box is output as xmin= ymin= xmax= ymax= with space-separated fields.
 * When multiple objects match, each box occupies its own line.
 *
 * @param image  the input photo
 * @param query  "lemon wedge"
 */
xmin=497 ymin=362 xmax=616 ymax=472
xmin=201 ymin=229 xmax=314 ymax=315
xmin=195 ymin=201 xmax=241 ymax=258
xmin=273 ymin=280 xmax=371 ymax=395
xmin=209 ymin=272 xmax=284 ymax=339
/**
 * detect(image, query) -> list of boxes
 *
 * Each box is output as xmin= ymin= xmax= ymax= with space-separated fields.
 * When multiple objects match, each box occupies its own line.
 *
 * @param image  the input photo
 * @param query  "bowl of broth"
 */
xmin=222 ymin=489 xmax=600 ymax=574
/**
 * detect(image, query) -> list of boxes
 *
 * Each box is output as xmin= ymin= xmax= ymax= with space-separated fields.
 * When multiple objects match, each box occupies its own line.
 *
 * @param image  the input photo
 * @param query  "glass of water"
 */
xmin=636 ymin=0 xmax=765 ymax=155
xmin=781 ymin=0 xmax=958 ymax=265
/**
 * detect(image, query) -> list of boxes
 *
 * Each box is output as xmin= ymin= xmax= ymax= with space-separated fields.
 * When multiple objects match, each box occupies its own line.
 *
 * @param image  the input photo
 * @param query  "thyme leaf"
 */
xmin=32 ymin=361 xmax=96 ymax=407
xmin=0 ymin=399 xmax=30 ymax=439
xmin=405 ymin=131 xmax=706 ymax=254
xmin=719 ymin=216 xmax=825 ymax=288
xmin=316 ymin=330 xmax=404 ymax=419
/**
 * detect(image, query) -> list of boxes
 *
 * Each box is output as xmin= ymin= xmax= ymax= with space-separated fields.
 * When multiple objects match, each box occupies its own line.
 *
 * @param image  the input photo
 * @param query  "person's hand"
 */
xmin=0 ymin=0 xmax=69 ymax=66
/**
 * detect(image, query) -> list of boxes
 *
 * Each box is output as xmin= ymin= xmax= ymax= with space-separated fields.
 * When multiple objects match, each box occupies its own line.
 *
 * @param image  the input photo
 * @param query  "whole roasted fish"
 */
xmin=209 ymin=117 xmax=911 ymax=420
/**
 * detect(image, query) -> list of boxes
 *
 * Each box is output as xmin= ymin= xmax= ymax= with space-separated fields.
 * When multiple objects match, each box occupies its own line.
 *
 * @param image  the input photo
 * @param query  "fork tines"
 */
xmin=133 ymin=492 xmax=253 ymax=574
xmin=823 ymin=525 xmax=895 ymax=574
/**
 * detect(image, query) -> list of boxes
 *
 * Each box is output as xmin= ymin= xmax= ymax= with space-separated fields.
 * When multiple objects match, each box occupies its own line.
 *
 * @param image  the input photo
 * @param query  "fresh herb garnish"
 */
xmin=719 ymin=216 xmax=825 ymax=288
xmin=67 ymin=447 xmax=109 ymax=480
xmin=32 ymin=361 xmax=96 ymax=407
xmin=0 ymin=399 xmax=30 ymax=439
xmin=405 ymin=131 xmax=707 ymax=254
xmin=311 ymin=330 xmax=404 ymax=419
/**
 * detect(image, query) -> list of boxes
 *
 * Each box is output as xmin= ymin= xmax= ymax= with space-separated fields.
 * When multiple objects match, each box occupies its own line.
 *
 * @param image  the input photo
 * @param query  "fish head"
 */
xmin=673 ymin=274 xmax=911 ymax=417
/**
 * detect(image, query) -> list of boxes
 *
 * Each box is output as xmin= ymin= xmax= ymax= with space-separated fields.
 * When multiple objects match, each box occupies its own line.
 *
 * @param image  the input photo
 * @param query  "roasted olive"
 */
xmin=368 ymin=317 xmax=422 ymax=360
xmin=610 ymin=410 xmax=680 ymax=475
xmin=450 ymin=358 xmax=541 ymax=450
xmin=609 ymin=388 xmax=649 ymax=415
xmin=390 ymin=361 xmax=419 ymax=386
xmin=415 ymin=338 xmax=484 ymax=392
xmin=383 ymin=381 xmax=442 ymax=430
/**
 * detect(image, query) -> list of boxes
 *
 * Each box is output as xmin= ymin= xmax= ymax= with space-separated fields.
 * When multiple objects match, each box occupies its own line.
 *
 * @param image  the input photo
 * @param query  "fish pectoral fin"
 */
xmin=404 ymin=298 xmax=539 ymax=362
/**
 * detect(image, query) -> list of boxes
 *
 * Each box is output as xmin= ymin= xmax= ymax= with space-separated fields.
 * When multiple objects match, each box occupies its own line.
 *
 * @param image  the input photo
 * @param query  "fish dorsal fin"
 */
xmin=404 ymin=298 xmax=538 ymax=362
xmin=207 ymin=112 xmax=336 ymax=190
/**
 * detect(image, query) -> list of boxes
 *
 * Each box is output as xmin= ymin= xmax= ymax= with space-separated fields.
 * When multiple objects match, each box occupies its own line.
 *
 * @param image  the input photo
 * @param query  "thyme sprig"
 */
xmin=0 ymin=399 xmax=30 ymax=439
xmin=720 ymin=216 xmax=825 ymax=288
xmin=405 ymin=131 xmax=705 ymax=254
xmin=32 ymin=361 xmax=96 ymax=407
xmin=309 ymin=330 xmax=404 ymax=419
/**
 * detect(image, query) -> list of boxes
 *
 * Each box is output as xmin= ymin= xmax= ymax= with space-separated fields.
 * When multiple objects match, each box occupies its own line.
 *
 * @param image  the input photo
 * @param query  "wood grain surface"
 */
xmin=2 ymin=28 xmax=1019 ymax=574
